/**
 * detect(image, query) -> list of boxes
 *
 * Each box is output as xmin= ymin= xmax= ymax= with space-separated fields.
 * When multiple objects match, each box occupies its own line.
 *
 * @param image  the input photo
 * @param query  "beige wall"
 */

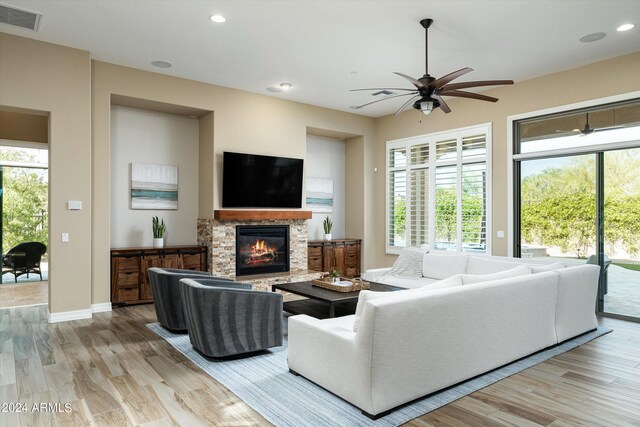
xmin=0 ymin=110 xmax=48 ymax=143
xmin=91 ymin=60 xmax=377 ymax=307
xmin=306 ymin=135 xmax=346 ymax=240
xmin=110 ymin=106 xmax=200 ymax=247
xmin=374 ymin=51 xmax=640 ymax=267
xmin=0 ymin=33 xmax=92 ymax=313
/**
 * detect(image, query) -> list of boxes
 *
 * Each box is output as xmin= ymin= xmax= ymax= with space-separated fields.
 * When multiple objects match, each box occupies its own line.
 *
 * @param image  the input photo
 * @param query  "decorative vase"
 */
xmin=324 ymin=233 xmax=332 ymax=241
xmin=153 ymin=238 xmax=164 ymax=248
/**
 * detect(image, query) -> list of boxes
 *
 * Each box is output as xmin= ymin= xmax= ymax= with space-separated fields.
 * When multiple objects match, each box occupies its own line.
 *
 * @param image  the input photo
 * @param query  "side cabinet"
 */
xmin=111 ymin=245 xmax=207 ymax=306
xmin=307 ymin=239 xmax=361 ymax=278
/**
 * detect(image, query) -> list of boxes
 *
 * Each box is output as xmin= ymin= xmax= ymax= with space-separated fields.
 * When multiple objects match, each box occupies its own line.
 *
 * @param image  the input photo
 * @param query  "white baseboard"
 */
xmin=91 ymin=303 xmax=112 ymax=313
xmin=48 ymin=308 xmax=93 ymax=323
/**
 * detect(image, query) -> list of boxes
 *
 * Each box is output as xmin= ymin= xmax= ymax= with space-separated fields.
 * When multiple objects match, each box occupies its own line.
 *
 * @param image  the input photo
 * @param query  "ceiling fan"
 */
xmin=572 ymin=112 xmax=624 ymax=136
xmin=575 ymin=113 xmax=595 ymax=136
xmin=352 ymin=19 xmax=514 ymax=116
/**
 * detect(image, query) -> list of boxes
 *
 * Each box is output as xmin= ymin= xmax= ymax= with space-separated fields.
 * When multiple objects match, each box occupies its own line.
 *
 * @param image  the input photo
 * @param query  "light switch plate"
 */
xmin=496 ymin=230 xmax=505 ymax=238
xmin=61 ymin=233 xmax=69 ymax=243
xmin=68 ymin=201 xmax=82 ymax=210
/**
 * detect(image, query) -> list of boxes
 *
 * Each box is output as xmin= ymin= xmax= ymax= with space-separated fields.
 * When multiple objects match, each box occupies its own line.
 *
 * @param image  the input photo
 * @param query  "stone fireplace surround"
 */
xmin=197 ymin=213 xmax=322 ymax=291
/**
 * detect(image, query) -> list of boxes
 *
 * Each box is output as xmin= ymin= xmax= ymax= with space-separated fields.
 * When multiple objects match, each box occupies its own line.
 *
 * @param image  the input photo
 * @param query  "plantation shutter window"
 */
xmin=386 ymin=145 xmax=407 ymax=248
xmin=461 ymin=163 xmax=488 ymax=251
xmin=434 ymin=165 xmax=458 ymax=250
xmin=385 ymin=124 xmax=491 ymax=254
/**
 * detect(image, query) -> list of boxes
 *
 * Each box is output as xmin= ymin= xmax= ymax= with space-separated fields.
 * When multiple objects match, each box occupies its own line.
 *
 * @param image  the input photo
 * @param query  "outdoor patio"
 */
xmin=0 ymin=260 xmax=48 ymax=284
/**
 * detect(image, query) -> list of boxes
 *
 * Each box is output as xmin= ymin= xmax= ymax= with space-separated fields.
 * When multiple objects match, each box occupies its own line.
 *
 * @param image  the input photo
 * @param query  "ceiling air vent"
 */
xmin=0 ymin=3 xmax=42 ymax=31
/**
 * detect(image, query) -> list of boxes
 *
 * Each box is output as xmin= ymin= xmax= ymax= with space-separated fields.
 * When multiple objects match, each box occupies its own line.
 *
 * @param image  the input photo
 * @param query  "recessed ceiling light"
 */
xmin=267 ymin=87 xmax=283 ymax=92
xmin=617 ymin=23 xmax=635 ymax=32
xmin=210 ymin=14 xmax=226 ymax=23
xmin=579 ymin=32 xmax=606 ymax=43
xmin=151 ymin=60 xmax=172 ymax=68
xmin=280 ymin=82 xmax=292 ymax=90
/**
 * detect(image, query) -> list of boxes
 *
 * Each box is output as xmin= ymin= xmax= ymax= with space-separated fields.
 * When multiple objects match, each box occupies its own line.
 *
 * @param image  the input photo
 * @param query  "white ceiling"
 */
xmin=2 ymin=0 xmax=640 ymax=117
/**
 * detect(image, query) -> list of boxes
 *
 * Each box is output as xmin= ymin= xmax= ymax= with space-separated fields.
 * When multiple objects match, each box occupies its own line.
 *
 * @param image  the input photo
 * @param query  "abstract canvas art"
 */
xmin=306 ymin=177 xmax=333 ymax=213
xmin=131 ymin=163 xmax=178 ymax=210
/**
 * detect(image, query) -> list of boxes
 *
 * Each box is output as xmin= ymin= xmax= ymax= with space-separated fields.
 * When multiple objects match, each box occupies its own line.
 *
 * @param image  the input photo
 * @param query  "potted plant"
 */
xmin=331 ymin=269 xmax=341 ymax=283
xmin=152 ymin=216 xmax=166 ymax=248
xmin=323 ymin=216 xmax=333 ymax=241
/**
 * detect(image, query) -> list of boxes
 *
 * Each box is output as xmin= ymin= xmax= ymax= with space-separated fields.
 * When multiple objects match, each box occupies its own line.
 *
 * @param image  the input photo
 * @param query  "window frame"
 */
xmin=385 ymin=123 xmax=492 ymax=254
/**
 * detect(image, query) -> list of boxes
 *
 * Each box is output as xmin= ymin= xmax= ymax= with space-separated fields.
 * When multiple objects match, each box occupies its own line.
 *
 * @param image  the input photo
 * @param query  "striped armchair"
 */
xmin=179 ymin=278 xmax=284 ymax=358
xmin=147 ymin=267 xmax=233 ymax=332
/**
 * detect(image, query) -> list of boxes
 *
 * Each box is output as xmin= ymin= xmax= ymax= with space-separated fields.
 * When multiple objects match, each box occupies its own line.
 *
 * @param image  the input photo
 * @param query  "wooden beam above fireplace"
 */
xmin=214 ymin=210 xmax=313 ymax=221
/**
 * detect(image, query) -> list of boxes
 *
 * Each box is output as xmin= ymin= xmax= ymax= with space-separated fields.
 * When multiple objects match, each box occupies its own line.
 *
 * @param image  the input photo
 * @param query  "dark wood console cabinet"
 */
xmin=111 ymin=245 xmax=207 ymax=306
xmin=307 ymin=239 xmax=361 ymax=278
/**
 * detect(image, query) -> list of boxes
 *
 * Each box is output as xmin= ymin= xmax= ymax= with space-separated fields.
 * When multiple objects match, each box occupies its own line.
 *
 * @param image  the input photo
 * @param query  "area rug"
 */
xmin=147 ymin=322 xmax=611 ymax=427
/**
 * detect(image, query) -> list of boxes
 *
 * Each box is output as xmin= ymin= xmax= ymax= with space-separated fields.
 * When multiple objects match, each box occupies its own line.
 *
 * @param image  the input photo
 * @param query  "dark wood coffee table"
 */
xmin=271 ymin=281 xmax=402 ymax=319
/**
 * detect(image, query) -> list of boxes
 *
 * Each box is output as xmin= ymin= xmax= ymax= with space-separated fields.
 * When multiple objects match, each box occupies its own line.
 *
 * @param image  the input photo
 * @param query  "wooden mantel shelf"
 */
xmin=214 ymin=210 xmax=312 ymax=221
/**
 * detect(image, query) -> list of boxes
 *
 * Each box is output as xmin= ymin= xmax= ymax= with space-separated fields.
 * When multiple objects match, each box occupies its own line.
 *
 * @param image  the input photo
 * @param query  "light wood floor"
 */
xmin=0 ymin=305 xmax=638 ymax=427
xmin=0 ymin=281 xmax=48 ymax=309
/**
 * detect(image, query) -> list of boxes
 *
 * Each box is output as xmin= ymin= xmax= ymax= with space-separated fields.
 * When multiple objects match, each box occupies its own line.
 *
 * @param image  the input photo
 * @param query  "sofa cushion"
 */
xmin=353 ymin=290 xmax=404 ymax=332
xmin=459 ymin=265 xmax=532 ymax=285
xmin=420 ymin=275 xmax=463 ymax=290
xmin=530 ymin=262 xmax=565 ymax=273
xmin=387 ymin=247 xmax=430 ymax=278
xmin=379 ymin=276 xmax=438 ymax=289
xmin=422 ymin=253 xmax=469 ymax=279
xmin=466 ymin=256 xmax=524 ymax=275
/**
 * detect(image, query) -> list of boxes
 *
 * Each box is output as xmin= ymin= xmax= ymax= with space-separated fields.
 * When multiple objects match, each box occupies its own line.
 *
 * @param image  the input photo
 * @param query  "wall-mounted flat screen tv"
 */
xmin=222 ymin=151 xmax=304 ymax=208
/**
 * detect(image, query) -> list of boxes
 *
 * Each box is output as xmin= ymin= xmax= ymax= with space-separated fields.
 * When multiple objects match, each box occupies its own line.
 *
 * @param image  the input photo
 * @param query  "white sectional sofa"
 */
xmin=363 ymin=250 xmax=565 ymax=288
xmin=288 ymin=250 xmax=599 ymax=419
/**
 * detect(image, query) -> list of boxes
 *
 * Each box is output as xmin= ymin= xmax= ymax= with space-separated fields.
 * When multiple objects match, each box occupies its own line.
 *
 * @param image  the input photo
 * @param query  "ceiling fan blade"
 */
xmin=429 ymin=67 xmax=473 ymax=89
xmin=350 ymin=88 xmax=419 ymax=92
xmin=438 ymin=89 xmax=499 ymax=103
xmin=440 ymin=79 xmax=514 ymax=91
xmin=393 ymin=72 xmax=426 ymax=89
xmin=394 ymin=95 xmax=421 ymax=116
xmin=432 ymin=94 xmax=451 ymax=113
xmin=353 ymin=93 xmax=416 ymax=109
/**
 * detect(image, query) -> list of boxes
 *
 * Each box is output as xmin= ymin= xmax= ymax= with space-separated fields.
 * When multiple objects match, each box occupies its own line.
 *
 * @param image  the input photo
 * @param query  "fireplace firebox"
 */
xmin=235 ymin=225 xmax=290 ymax=276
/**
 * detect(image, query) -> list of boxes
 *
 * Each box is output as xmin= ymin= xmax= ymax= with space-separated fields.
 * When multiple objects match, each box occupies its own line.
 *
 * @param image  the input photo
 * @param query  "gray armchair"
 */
xmin=147 ymin=267 xmax=233 ymax=332
xmin=179 ymin=278 xmax=284 ymax=358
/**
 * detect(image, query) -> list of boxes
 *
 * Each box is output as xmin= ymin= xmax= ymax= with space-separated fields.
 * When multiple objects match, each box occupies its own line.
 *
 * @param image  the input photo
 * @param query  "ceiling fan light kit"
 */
xmin=352 ymin=18 xmax=514 ymax=116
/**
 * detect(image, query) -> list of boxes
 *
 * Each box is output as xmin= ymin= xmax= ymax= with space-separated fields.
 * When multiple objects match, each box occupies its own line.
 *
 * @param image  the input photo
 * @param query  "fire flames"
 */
xmin=241 ymin=239 xmax=278 ymax=265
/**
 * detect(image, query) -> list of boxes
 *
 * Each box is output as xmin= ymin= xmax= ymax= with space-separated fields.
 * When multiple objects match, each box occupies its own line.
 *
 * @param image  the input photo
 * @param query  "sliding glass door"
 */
xmin=514 ymin=99 xmax=640 ymax=320
xmin=602 ymin=148 xmax=640 ymax=318
xmin=519 ymin=155 xmax=596 ymax=263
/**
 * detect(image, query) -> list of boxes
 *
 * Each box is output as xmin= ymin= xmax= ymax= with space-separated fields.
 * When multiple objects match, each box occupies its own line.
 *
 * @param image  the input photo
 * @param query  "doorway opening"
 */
xmin=0 ymin=143 xmax=49 ymax=308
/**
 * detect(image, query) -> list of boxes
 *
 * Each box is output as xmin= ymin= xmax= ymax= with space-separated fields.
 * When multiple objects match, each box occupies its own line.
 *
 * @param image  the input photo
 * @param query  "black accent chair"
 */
xmin=147 ymin=267 xmax=234 ymax=332
xmin=180 ymin=277 xmax=283 ymax=358
xmin=2 ymin=242 xmax=47 ymax=283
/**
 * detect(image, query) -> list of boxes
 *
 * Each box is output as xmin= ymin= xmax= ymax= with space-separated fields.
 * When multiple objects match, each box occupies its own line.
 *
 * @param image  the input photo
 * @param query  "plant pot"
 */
xmin=324 ymin=233 xmax=332 ymax=241
xmin=153 ymin=238 xmax=164 ymax=248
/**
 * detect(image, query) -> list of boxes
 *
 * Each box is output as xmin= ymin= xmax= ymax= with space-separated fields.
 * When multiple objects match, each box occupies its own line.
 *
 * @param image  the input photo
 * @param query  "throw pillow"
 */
xmin=530 ymin=263 xmax=565 ymax=273
xmin=422 ymin=253 xmax=469 ymax=279
xmin=352 ymin=290 xmax=394 ymax=332
xmin=419 ymin=275 xmax=463 ymax=291
xmin=459 ymin=265 xmax=532 ymax=285
xmin=386 ymin=247 xmax=430 ymax=278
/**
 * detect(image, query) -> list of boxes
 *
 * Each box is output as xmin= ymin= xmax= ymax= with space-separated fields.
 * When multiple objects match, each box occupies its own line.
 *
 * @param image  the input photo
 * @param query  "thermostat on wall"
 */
xmin=68 ymin=200 xmax=82 ymax=210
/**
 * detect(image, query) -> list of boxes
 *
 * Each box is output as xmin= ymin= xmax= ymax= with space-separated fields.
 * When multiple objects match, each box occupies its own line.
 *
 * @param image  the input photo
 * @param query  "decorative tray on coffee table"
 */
xmin=312 ymin=276 xmax=370 ymax=292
